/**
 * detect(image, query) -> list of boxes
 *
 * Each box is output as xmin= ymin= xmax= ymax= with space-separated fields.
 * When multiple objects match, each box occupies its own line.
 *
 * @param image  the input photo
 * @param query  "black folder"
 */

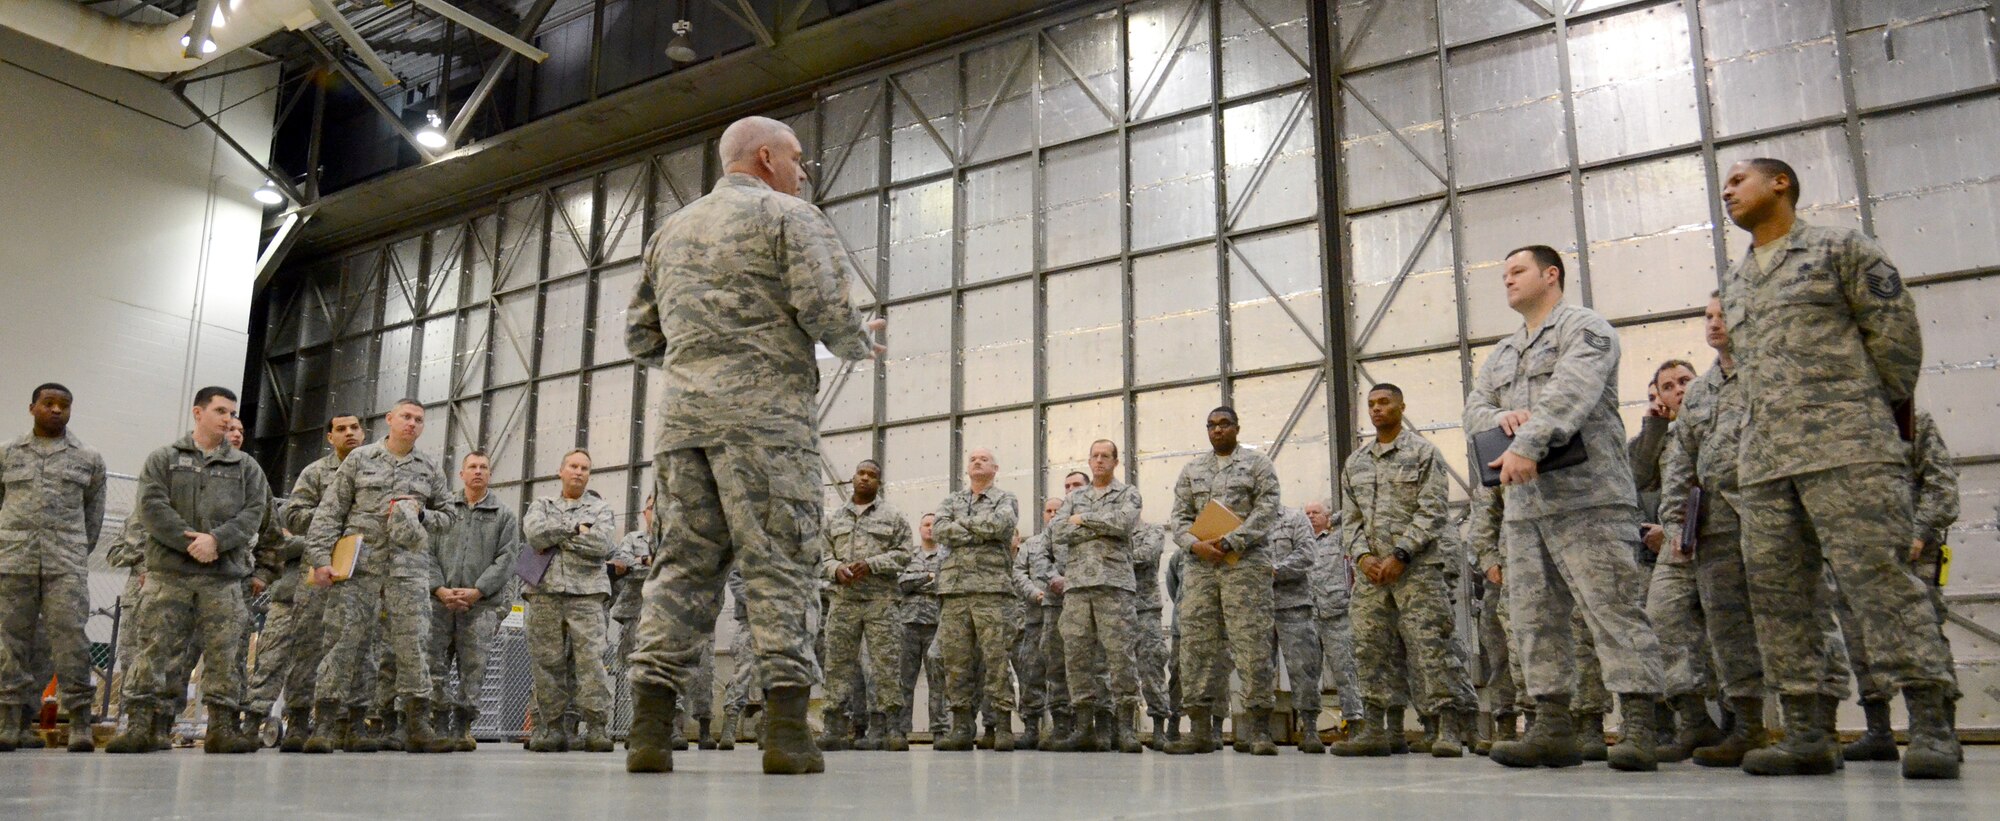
xmin=1678 ymin=486 xmax=1702 ymax=556
xmin=1472 ymin=426 xmax=1589 ymax=487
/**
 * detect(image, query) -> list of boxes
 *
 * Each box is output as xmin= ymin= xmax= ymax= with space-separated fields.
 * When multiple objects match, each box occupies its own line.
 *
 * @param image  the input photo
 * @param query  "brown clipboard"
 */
xmin=328 ymin=534 xmax=364 ymax=582
xmin=1189 ymin=500 xmax=1244 ymax=566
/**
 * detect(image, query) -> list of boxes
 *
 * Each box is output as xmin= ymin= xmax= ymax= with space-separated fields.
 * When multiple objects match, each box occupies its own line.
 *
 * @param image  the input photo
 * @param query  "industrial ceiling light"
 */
xmin=212 ymin=7 xmax=227 ymax=29
xmin=665 ymin=18 xmax=696 ymax=63
xmin=253 ymin=180 xmax=286 ymax=206
xmin=415 ymin=110 xmax=449 ymax=150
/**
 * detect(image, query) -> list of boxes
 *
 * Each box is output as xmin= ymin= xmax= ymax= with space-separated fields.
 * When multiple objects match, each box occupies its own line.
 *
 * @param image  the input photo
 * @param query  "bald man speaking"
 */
xmin=625 ymin=116 xmax=884 ymax=775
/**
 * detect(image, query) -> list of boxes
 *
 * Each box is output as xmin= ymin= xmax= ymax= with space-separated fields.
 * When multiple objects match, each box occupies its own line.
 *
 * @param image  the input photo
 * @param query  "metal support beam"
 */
xmin=254 ymin=209 xmax=316 ymax=292
xmin=300 ymin=31 xmax=436 ymax=162
xmin=304 ymin=0 xmax=400 ymax=87
xmin=409 ymin=0 xmax=550 ymax=63
xmin=711 ymin=0 xmax=777 ymax=48
xmin=169 ymin=84 xmax=307 ymax=204
xmin=446 ymin=0 xmax=561 ymax=145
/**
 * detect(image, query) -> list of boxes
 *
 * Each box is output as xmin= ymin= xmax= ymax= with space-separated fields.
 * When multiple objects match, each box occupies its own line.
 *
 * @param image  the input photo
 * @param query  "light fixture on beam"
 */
xmin=253 ymin=180 xmax=286 ymax=206
xmin=416 ymin=110 xmax=449 ymax=150
xmin=666 ymin=18 xmax=696 ymax=63
xmin=180 ymin=33 xmax=218 ymax=54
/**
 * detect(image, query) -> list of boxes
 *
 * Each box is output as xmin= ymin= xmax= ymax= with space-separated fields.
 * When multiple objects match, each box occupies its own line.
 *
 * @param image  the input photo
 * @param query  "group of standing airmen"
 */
xmin=0 ymin=115 xmax=1971 ymax=787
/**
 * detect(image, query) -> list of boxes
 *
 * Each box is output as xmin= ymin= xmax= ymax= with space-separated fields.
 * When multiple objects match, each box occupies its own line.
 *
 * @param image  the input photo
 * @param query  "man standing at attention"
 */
xmin=624 ymin=115 xmax=881 ymax=775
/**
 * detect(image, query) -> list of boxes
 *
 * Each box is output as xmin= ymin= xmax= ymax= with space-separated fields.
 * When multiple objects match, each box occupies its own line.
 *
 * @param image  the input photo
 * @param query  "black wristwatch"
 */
xmin=1392 ymin=548 xmax=1412 ymax=565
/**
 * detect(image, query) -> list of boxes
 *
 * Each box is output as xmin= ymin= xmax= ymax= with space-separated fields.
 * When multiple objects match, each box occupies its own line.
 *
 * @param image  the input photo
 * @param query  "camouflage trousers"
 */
xmin=824 ymin=595 xmax=904 ymax=715
xmin=1059 ymin=588 xmax=1140 ymax=712
xmin=429 ymin=604 xmax=502 ymax=712
xmin=898 ymin=621 xmax=943 ymax=733
xmin=1646 ymin=557 xmax=1713 ymax=699
xmin=525 ymin=592 xmax=612 ymax=725
xmin=245 ymin=586 xmax=324 ymax=715
xmin=121 ymin=572 xmax=247 ymax=713
xmin=939 ymin=593 xmax=1018 ymax=713
xmin=1014 ymin=610 xmax=1050 ymax=720
xmin=631 ymin=445 xmax=822 ymax=700
xmin=1272 ymin=605 xmax=1322 ymax=717
xmin=1685 ymin=530 xmax=1767 ymax=700
xmin=0 ymin=573 xmax=95 ymax=713
xmin=311 ymin=574 xmax=432 ymax=709
xmin=1504 ymin=505 xmax=1665 ymax=700
xmin=1569 ymin=606 xmax=1612 ymax=713
xmin=1741 ymin=462 xmax=1955 ymax=697
xmin=1133 ymin=608 xmax=1171 ymax=719
xmin=1352 ymin=561 xmax=1474 ymax=714
xmin=1479 ymin=582 xmax=1530 ymax=714
xmin=1035 ymin=605 xmax=1088 ymax=717
xmin=1832 ymin=548 xmax=1958 ymax=704
xmin=1179 ymin=555 xmax=1275 ymax=712
xmin=721 ymin=618 xmax=764 ymax=714
xmin=1316 ymin=608 xmax=1364 ymax=720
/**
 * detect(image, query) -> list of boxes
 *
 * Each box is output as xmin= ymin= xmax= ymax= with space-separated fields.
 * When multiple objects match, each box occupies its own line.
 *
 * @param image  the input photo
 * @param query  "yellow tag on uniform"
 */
xmin=1937 ymin=544 xmax=1951 ymax=587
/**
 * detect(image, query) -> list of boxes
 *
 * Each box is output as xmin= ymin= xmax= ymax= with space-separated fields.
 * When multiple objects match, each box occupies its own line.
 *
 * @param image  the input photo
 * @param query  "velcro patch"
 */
xmin=1581 ymin=329 xmax=1612 ymax=352
xmin=1865 ymin=264 xmax=1904 ymax=299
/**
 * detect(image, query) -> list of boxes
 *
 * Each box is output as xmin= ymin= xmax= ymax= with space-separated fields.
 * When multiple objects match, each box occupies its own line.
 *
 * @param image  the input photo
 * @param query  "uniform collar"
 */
xmin=1371 ymin=427 xmax=1417 ymax=456
xmin=1508 ymin=301 xmax=1575 ymax=351
xmin=11 ymin=431 xmax=80 ymax=452
xmin=172 ymin=433 xmax=243 ymax=463
xmin=844 ymin=498 xmax=879 ymax=516
xmin=717 ymin=172 xmax=774 ymax=193
xmin=457 ymin=489 xmax=501 ymax=510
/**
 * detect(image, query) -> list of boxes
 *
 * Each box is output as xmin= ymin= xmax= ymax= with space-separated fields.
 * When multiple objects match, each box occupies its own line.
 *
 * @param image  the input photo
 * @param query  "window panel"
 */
xmin=328 ymin=337 xmax=374 ymax=418
xmin=1439 ymin=0 xmax=1547 ymax=47
xmin=496 ymin=196 xmax=545 ymax=292
xmin=339 ymin=250 xmax=382 ymax=335
xmin=961 ymin=281 xmax=1033 ymax=411
xmin=1040 ymin=11 xmax=1123 ymax=144
xmin=1339 ymin=58 xmax=1446 ymax=209
xmin=825 ymin=198 xmax=883 ymax=309
xmin=890 ymin=60 xmax=960 ymax=183
xmin=540 ymin=277 xmax=588 ymax=375
xmin=533 ymin=375 xmax=582 ymax=479
xmin=1568 ymin=5 xmax=1699 ymax=164
xmin=963 ymin=158 xmax=1034 ymax=284
xmin=1350 ymin=201 xmax=1458 ymax=356
xmin=1335 ymin=0 xmax=1438 ymax=69
xmin=487 ymin=385 xmax=530 ymax=484
xmin=819 ymin=82 xmax=885 ymax=200
xmin=1581 ymin=154 xmax=1717 ymax=321
xmin=594 ymin=263 xmax=642 ymax=366
xmin=426 ymin=225 xmax=465 ymax=315
xmin=883 ymin=421 xmax=953 ymax=520
xmin=1133 ymin=244 xmax=1221 ymax=385
xmin=1229 ymin=225 xmax=1325 ymax=371
xmin=416 ymin=315 xmax=457 ymax=406
xmin=1848 ymin=9 xmax=1997 ymax=110
xmin=963 ymin=38 xmax=1035 ymax=163
xmin=1863 ymin=99 xmax=2000 ymax=278
xmin=817 ymin=354 xmax=876 ymax=431
xmin=652 ymin=142 xmax=707 ymax=236
xmin=1220 ymin=0 xmax=1309 ymax=99
xmin=1234 ymin=368 xmax=1333 ymax=507
xmin=961 ymin=410 xmax=1035 ymax=506
xmin=885 ymin=297 xmax=953 ymax=421
xmin=549 ymin=179 xmax=595 ymax=278
xmin=1042 ymin=134 xmax=1122 ymax=267
xmin=1458 ymin=177 xmax=1577 ymax=339
xmin=1045 ymin=263 xmax=1124 ymax=399
xmin=1134 ymin=383 xmax=1222 ymax=525
xmin=587 ymin=366 xmax=635 ymax=468
xmin=467 ymin=215 xmax=498 ymax=306
xmin=1130 ymin=114 xmax=1217 ymax=251
xmin=1046 ymin=397 xmax=1127 ymax=493
xmin=455 ymin=308 xmax=490 ymax=398
xmin=588 ymin=468 xmax=635 ymax=529
xmin=888 ymin=179 xmax=955 ymax=298
xmin=1700 ymin=0 xmax=1842 ymax=137
xmin=1224 ymin=91 xmax=1317 ymax=231
xmin=1447 ymin=31 xmax=1568 ymax=187
xmin=1127 ymin=0 xmax=1214 ymax=120
xmin=384 ymin=236 xmax=421 ymax=327
xmin=1912 ymin=277 xmax=2000 ymax=456
xmin=601 ymin=163 xmax=649 ymax=264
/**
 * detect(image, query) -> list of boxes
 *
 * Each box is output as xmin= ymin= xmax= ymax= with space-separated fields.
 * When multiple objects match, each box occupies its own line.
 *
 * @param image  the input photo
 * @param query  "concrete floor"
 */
xmin=0 ymin=746 xmax=1991 ymax=820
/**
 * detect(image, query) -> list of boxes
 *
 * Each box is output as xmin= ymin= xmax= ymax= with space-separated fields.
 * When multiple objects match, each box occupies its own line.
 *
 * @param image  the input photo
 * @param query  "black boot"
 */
xmin=626 ymin=681 xmax=676 ymax=773
xmin=935 ymin=709 xmax=976 ymax=752
xmin=378 ymin=710 xmax=404 ymax=752
xmin=1017 ymin=712 xmax=1041 ymax=750
xmin=1742 ymin=694 xmax=1836 ymax=776
xmin=1902 ymin=685 xmax=1960 ymax=780
xmin=1662 ymin=694 xmax=1725 ymax=763
xmin=1843 ymin=698 xmax=1899 ymax=762
xmin=348 ymin=707 xmax=379 ymax=753
xmin=1147 ymin=714 xmax=1169 ymax=751
xmin=1093 ymin=708 xmax=1116 ymax=753
xmin=1163 ymin=713 xmax=1182 ymax=745
xmin=697 ymin=717 xmax=717 ymax=751
xmin=1044 ymin=709 xmax=1077 ymax=752
xmin=1386 ymin=706 xmax=1409 ymax=754
xmin=1491 ymin=696 xmax=1581 ymax=768
xmin=762 ymin=686 xmax=825 ymax=775
xmin=852 ymin=712 xmax=882 ymax=752
xmin=1607 ymin=694 xmax=1659 ymax=772
xmin=1164 ymin=707 xmax=1214 ymax=754
xmin=1694 ymin=696 xmax=1768 ymax=768
xmin=1574 ymin=710 xmax=1607 ymax=762
xmin=225 ymin=711 xmax=261 ymax=753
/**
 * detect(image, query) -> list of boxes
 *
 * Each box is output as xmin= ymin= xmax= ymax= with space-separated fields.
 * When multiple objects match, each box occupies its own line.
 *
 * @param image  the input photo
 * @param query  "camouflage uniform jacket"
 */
xmin=1131 ymin=524 xmax=1167 ymax=612
xmin=609 ymin=530 xmax=650 ymax=621
xmin=252 ymin=494 xmax=303 ymax=599
xmin=1308 ymin=523 xmax=1352 ymax=617
xmin=626 ymin=172 xmax=875 ymax=453
xmin=433 ymin=489 xmax=525 ymax=612
xmin=0 ymin=431 xmax=107 ymax=575
xmin=1168 ymin=449 xmax=1282 ymax=560
xmin=1659 ymin=362 xmax=1745 ymax=549
xmin=284 ymin=451 xmax=344 ymax=536
xmin=932 ymin=486 xmax=1018 ymax=596
xmin=818 ymin=498 xmax=913 ymax=600
xmin=303 ymin=442 xmax=456 ymax=580
xmin=1047 ymin=481 xmax=1143 ymax=592
xmin=1012 ymin=532 xmax=1050 ymax=620
xmin=1464 ymin=301 xmax=1640 ymax=521
xmin=1721 ymin=220 xmax=1921 ymax=484
xmin=1340 ymin=428 xmax=1449 ymax=564
xmin=1468 ymin=485 xmax=1506 ymax=572
xmin=521 ymin=490 xmax=617 ymax=597
xmin=896 ymin=545 xmax=944 ymax=625
xmin=1269 ymin=507 xmax=1317 ymax=610
xmin=1909 ymin=410 xmax=1959 ymax=551
xmin=136 ymin=434 xmax=268 ymax=578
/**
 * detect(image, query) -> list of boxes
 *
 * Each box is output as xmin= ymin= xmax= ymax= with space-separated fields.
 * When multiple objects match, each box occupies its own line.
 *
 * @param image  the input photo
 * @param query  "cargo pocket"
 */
xmin=760 ymin=447 xmax=824 ymax=564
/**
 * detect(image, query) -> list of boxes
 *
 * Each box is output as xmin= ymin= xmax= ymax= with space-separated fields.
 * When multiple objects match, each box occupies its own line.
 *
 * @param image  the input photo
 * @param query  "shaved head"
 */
xmin=720 ymin=116 xmax=797 ymax=165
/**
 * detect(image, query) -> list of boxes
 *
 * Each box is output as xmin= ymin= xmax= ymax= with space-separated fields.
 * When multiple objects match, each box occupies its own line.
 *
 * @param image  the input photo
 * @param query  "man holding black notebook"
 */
xmin=1464 ymin=245 xmax=1665 ymax=772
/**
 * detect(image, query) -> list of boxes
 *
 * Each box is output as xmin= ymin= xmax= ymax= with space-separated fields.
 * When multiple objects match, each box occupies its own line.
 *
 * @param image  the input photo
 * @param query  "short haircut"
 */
xmin=392 ymin=398 xmax=425 ymax=413
xmin=1710 ymin=289 xmax=1721 ymax=299
xmin=1065 ymin=470 xmax=1088 ymax=482
xmin=562 ymin=448 xmax=592 ymax=464
xmin=193 ymin=386 xmax=237 ymax=408
xmin=1653 ymin=359 xmax=1696 ymax=384
xmin=856 ymin=459 xmax=881 ymax=472
xmin=462 ymin=449 xmax=491 ymax=466
xmin=1746 ymin=157 xmax=1801 ymax=204
xmin=1089 ymin=439 xmax=1119 ymax=458
xmin=326 ymin=412 xmax=362 ymax=432
xmin=1208 ymin=406 xmax=1238 ymax=423
xmin=920 ymin=512 xmax=936 ymax=522
xmin=1367 ymin=383 xmax=1403 ymax=399
xmin=1506 ymin=245 xmax=1566 ymax=291
xmin=31 ymin=383 xmax=71 ymax=403
xmin=718 ymin=116 xmax=797 ymax=165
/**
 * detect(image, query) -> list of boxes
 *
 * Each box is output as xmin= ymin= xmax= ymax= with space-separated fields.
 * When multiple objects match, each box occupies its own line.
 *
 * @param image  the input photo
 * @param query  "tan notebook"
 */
xmin=329 ymin=534 xmax=364 ymax=581
xmin=1189 ymin=500 xmax=1244 ymax=566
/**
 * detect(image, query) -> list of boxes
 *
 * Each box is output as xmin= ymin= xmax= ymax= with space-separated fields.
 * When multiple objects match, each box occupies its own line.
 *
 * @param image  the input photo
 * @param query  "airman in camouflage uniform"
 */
xmin=895 ymin=515 xmax=945 ymax=738
xmin=1333 ymin=387 xmax=1477 ymax=759
xmin=623 ymin=116 xmax=877 ymax=775
xmin=1010 ymin=508 xmax=1056 ymax=748
xmin=1129 ymin=523 xmax=1173 ymax=746
xmin=1629 ymin=360 xmax=1719 ymax=759
xmin=1047 ymin=440 xmax=1146 ymax=754
xmin=930 ymin=449 xmax=1020 ymax=752
xmin=427 ymin=450 xmax=522 ymax=751
xmin=816 ymin=461 xmax=913 ymax=751
xmin=521 ymin=452 xmax=618 ymax=753
xmin=1165 ymin=407 xmax=1281 ymax=756
xmin=1467 ymin=486 xmax=1525 ymax=754
xmin=717 ymin=567 xmax=762 ymax=748
xmin=107 ymin=388 xmax=268 ymax=755
xmin=1307 ymin=502 xmax=1363 ymax=733
xmin=1268 ymin=506 xmax=1324 ymax=754
xmin=1717 ymin=159 xmax=1957 ymax=778
xmin=0 ymin=384 xmax=106 ymax=752
xmin=266 ymin=414 xmax=364 ymax=751
xmin=298 ymin=401 xmax=458 ymax=755
xmin=1465 ymin=246 xmax=1664 ymax=771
